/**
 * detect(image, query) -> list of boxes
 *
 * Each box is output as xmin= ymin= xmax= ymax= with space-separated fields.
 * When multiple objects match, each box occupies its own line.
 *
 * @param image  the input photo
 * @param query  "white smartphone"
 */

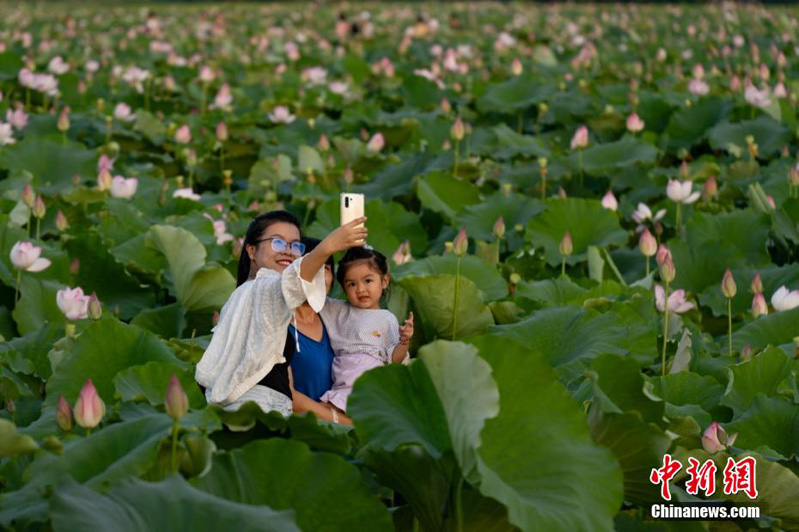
xmin=340 ymin=193 xmax=365 ymax=243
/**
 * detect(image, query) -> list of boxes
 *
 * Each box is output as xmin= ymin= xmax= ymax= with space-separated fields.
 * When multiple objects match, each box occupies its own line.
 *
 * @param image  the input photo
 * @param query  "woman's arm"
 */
xmin=299 ymin=217 xmax=368 ymax=282
xmin=289 ymin=367 xmax=353 ymax=425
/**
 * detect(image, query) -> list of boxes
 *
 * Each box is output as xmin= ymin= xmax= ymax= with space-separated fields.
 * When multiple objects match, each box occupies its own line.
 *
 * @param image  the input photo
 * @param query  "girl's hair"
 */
xmin=301 ymin=236 xmax=335 ymax=279
xmin=236 ymin=210 xmax=302 ymax=287
xmin=336 ymin=246 xmax=391 ymax=303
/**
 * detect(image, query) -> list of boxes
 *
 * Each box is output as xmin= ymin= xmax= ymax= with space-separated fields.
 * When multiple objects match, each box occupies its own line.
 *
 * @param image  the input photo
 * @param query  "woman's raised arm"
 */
xmin=299 ymin=217 xmax=368 ymax=282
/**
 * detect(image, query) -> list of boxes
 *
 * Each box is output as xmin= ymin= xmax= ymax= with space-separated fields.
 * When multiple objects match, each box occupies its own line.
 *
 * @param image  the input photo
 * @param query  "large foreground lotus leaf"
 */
xmin=526 ymin=198 xmax=628 ymax=266
xmin=587 ymin=406 xmax=672 ymax=505
xmin=456 ymin=191 xmax=544 ymax=241
xmin=399 ymin=274 xmax=494 ymax=340
xmin=665 ymin=97 xmax=732 ymax=149
xmin=724 ymin=453 xmax=799 ymax=529
xmin=44 ymin=317 xmax=184 ymax=410
xmin=588 ymin=354 xmax=665 ymax=425
xmin=194 ymin=438 xmax=392 ymax=532
xmin=146 ymin=225 xmax=235 ymax=311
xmin=732 ymin=306 xmax=799 ymax=353
xmin=569 ymin=137 xmax=658 ymax=176
xmin=476 ymin=74 xmax=556 ymax=113
xmin=0 ymin=419 xmax=38 ymax=458
xmin=647 ymin=372 xmax=725 ymax=414
xmin=708 ymin=115 xmax=791 ymax=158
xmin=64 ymin=232 xmax=156 ymax=320
xmin=416 ymin=171 xmax=481 ymax=222
xmin=720 ymin=346 xmax=798 ymax=415
xmin=726 ymin=395 xmax=799 ymax=460
xmin=394 ymin=255 xmax=508 ymax=301
xmin=468 ymin=336 xmax=624 ymax=531
xmin=50 ymin=475 xmax=299 ymax=532
xmin=0 ymin=138 xmax=96 ymax=195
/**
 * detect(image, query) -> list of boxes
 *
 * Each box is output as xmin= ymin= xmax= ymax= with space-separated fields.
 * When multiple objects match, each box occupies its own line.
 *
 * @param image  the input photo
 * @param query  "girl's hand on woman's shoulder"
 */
xmin=320 ymin=217 xmax=368 ymax=255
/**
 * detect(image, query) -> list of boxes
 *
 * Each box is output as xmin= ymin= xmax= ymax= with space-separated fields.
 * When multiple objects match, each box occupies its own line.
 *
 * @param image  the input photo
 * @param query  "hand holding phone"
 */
xmin=341 ymin=193 xmax=365 ymax=244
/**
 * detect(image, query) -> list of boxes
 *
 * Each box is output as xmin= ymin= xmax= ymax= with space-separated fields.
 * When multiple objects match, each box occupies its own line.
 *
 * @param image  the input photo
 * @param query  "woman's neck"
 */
xmin=294 ymin=304 xmax=317 ymax=323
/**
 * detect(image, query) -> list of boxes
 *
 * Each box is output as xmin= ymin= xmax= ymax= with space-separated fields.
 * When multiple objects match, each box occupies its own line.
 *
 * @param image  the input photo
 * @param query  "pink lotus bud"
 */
xmin=32 ymin=195 xmax=46 ymax=219
xmin=450 ymin=117 xmax=465 ymax=141
xmin=601 ymin=190 xmax=618 ymax=211
xmin=766 ymin=195 xmax=776 ymax=210
xmin=366 ymin=132 xmax=384 ymax=152
xmin=570 ymin=125 xmax=589 ymax=150
xmin=392 ymin=240 xmax=412 ymax=266
xmin=55 ymin=210 xmax=69 ymax=232
xmin=752 ymin=292 xmax=768 ymax=317
xmin=741 ymin=344 xmax=753 ymax=361
xmin=73 ymin=379 xmax=105 ymax=429
xmin=704 ymin=176 xmax=718 ymax=199
xmin=493 ymin=216 xmax=506 ymax=239
xmin=626 ymin=112 xmax=645 ymax=133
xmin=97 ymin=169 xmax=113 ymax=191
xmin=57 ymin=394 xmax=73 ymax=431
xmin=452 ymin=227 xmax=468 ymax=256
xmin=57 ymin=107 xmax=70 ymax=132
xmin=440 ymin=98 xmax=451 ymax=114
xmin=660 ymin=257 xmax=676 ymax=283
xmin=212 ymin=310 xmax=220 ymax=326
xmin=750 ymin=272 xmax=763 ymax=294
xmin=10 ymin=241 xmax=51 ymax=272
xmin=656 ymin=244 xmax=672 ymax=266
xmin=343 ymin=166 xmax=354 ymax=185
xmin=215 ymin=121 xmax=228 ymax=142
xmin=511 ymin=57 xmax=523 ymax=76
xmin=70 ymin=258 xmax=80 ymax=276
xmin=789 ymin=167 xmax=799 ymax=187
xmin=317 ymin=133 xmax=329 ymax=152
xmin=639 ymin=229 xmax=657 ymax=257
xmin=721 ymin=268 xmax=737 ymax=299
xmin=175 ymin=124 xmax=191 ymax=144
xmin=701 ymin=421 xmax=737 ymax=454
xmin=165 ymin=373 xmax=189 ymax=421
xmin=559 ymin=229 xmax=573 ymax=257
xmin=87 ymin=292 xmax=102 ymax=320
xmin=21 ymin=183 xmax=35 ymax=207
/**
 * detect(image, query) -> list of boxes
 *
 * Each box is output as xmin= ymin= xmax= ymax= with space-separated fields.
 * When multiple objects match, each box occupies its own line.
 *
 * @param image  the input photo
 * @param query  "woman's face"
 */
xmin=246 ymin=221 xmax=301 ymax=274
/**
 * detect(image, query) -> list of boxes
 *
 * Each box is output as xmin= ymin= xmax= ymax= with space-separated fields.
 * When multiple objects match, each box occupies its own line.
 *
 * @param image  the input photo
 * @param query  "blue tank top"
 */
xmin=288 ymin=322 xmax=334 ymax=402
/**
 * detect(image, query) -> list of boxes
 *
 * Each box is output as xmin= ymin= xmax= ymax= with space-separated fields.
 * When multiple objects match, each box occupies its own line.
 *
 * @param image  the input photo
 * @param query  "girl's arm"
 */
xmin=289 ymin=367 xmax=353 ymax=425
xmin=299 ymin=217 xmax=368 ymax=282
xmin=390 ymin=311 xmax=414 ymax=364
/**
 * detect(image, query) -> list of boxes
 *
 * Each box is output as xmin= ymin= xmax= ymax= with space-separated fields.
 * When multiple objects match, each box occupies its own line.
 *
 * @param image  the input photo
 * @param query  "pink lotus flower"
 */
xmin=366 ymin=132 xmax=385 ymax=152
xmin=0 ymin=123 xmax=16 ymax=145
xmin=639 ymin=229 xmax=657 ymax=257
xmin=654 ymin=285 xmax=695 ymax=314
xmin=752 ymin=293 xmax=768 ymax=317
xmin=570 ymin=125 xmax=589 ymax=150
xmin=6 ymin=108 xmax=28 ymax=130
xmin=109 ymin=176 xmax=138 ymax=199
xmin=198 ymin=65 xmax=215 ymax=83
xmin=73 ymin=379 xmax=105 ymax=429
xmin=10 ymin=241 xmax=51 ymax=272
xmin=626 ymin=113 xmax=645 ymax=133
xmin=113 ymin=102 xmax=135 ymax=122
xmin=511 ymin=58 xmax=523 ymax=76
xmin=165 ymin=373 xmax=189 ymax=421
xmin=656 ymin=244 xmax=672 ymax=266
xmin=48 ymin=55 xmax=70 ymax=75
xmin=210 ymin=83 xmax=232 ymax=111
xmin=173 ymin=188 xmax=201 ymax=201
xmin=688 ymin=79 xmax=709 ymax=96
xmin=174 ymin=125 xmax=191 ymax=144
xmin=771 ymin=286 xmax=799 ymax=312
xmin=667 ymin=179 xmax=701 ymax=204
xmin=57 ymin=287 xmax=91 ymax=320
xmin=98 ymin=154 xmax=114 ymax=174
xmin=268 ymin=105 xmax=295 ymax=124
xmin=701 ymin=421 xmax=737 ymax=454
xmin=601 ymin=190 xmax=618 ymax=211
xmin=745 ymin=85 xmax=772 ymax=108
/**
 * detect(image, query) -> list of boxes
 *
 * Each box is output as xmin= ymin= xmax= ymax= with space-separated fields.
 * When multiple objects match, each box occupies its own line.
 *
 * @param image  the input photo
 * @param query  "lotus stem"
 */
xmin=220 ymin=145 xmax=225 ymax=173
xmin=675 ymin=203 xmax=682 ymax=234
xmin=561 ymin=256 xmax=566 ymax=277
xmin=578 ymin=151 xmax=584 ymax=190
xmin=453 ymin=141 xmax=459 ymax=178
xmin=452 ymin=255 xmax=461 ymax=341
xmin=15 ymin=269 xmax=21 ymax=303
xmin=646 ymin=257 xmax=650 ymax=278
xmin=541 ymin=171 xmax=547 ymax=199
xmin=86 ymin=428 xmax=92 ymax=437
xmin=661 ymin=281 xmax=670 ymax=376
xmin=454 ymin=476 xmax=464 ymax=532
xmin=517 ymin=111 xmax=523 ymax=133
xmin=727 ymin=297 xmax=733 ymax=358
xmin=170 ymin=419 xmax=179 ymax=471
xmin=603 ymin=247 xmax=627 ymax=286
xmin=36 ymin=218 xmax=41 ymax=241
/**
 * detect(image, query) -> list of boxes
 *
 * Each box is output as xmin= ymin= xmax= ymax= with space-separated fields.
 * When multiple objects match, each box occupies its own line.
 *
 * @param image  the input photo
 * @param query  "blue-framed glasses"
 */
xmin=257 ymin=237 xmax=306 ymax=257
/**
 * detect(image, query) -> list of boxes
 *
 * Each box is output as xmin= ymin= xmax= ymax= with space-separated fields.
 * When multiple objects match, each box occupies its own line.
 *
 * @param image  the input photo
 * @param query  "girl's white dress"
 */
xmin=319 ymin=298 xmax=409 ymax=411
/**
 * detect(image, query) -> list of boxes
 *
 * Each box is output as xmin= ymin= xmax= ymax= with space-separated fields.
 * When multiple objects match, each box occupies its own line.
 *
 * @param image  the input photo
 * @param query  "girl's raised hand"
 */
xmin=399 ymin=311 xmax=414 ymax=345
xmin=322 ymin=217 xmax=368 ymax=254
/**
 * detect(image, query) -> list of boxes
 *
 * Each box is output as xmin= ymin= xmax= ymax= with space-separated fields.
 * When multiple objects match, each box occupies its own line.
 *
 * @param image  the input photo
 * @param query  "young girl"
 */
xmin=319 ymin=246 xmax=414 ymax=413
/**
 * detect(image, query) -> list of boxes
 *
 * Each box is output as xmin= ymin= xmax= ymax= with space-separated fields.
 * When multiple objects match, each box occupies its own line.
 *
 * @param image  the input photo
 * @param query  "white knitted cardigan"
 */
xmin=195 ymin=256 xmax=326 ymax=406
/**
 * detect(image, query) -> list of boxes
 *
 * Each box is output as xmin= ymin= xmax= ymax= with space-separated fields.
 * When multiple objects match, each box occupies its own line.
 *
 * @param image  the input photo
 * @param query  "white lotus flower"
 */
xmin=0 ymin=123 xmax=16 ymax=145
xmin=268 ymin=106 xmax=295 ymax=124
xmin=173 ymin=188 xmax=201 ymax=201
xmin=688 ymin=78 xmax=709 ymax=96
xmin=109 ymin=176 xmax=138 ymax=199
xmin=113 ymin=102 xmax=135 ymax=122
xmin=744 ymin=85 xmax=772 ymax=108
xmin=667 ymin=179 xmax=701 ymax=204
xmin=655 ymin=285 xmax=696 ymax=314
xmin=631 ymin=202 xmax=667 ymax=230
xmin=10 ymin=241 xmax=51 ymax=272
xmin=601 ymin=191 xmax=618 ymax=211
xmin=771 ymin=286 xmax=799 ymax=312
xmin=56 ymin=287 xmax=90 ymax=320
xmin=48 ymin=55 xmax=70 ymax=75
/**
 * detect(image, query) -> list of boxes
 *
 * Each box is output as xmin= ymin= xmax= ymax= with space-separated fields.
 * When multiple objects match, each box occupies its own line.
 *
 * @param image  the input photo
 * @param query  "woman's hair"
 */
xmin=301 ymin=236 xmax=335 ymax=279
xmin=236 ymin=210 xmax=302 ymax=286
xmin=336 ymin=246 xmax=391 ymax=303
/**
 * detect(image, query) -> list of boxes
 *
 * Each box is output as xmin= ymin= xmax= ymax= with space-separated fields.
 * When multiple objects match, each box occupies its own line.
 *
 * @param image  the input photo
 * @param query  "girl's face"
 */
xmin=341 ymin=260 xmax=388 ymax=310
xmin=246 ymin=221 xmax=301 ymax=274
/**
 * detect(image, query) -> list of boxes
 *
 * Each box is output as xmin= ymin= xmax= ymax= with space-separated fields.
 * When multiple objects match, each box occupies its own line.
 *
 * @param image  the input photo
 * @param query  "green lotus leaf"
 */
xmin=665 ymin=98 xmax=732 ymax=149
xmin=44 ymin=317 xmax=184 ymax=410
xmin=726 ymin=394 xmax=799 ymax=460
xmin=12 ymin=276 xmax=65 ymax=336
xmin=647 ymin=372 xmax=725 ymax=414
xmin=476 ymin=74 xmax=556 ymax=113
xmin=50 ymin=475 xmax=299 ymax=532
xmin=685 ymin=209 xmax=771 ymax=267
xmin=570 ymin=137 xmax=658 ymax=176
xmin=723 ymin=452 xmax=799 ymax=529
xmin=0 ymin=322 xmax=63 ymax=379
xmin=194 ymin=438 xmax=392 ymax=532
xmin=0 ymin=139 xmax=96 ymax=195
xmin=732 ymin=307 xmax=799 ymax=353
xmin=394 ymin=255 xmax=507 ymax=301
xmin=720 ymin=346 xmax=798 ymax=414
xmin=515 ymin=276 xmax=588 ymax=306
xmin=114 ymin=361 xmax=205 ymax=409
xmin=297 ymin=145 xmax=324 ymax=173
xmin=456 ymin=191 xmax=544 ymax=242
xmin=469 ymin=335 xmax=624 ymax=532
xmin=146 ymin=225 xmax=235 ymax=312
xmin=355 ymin=152 xmax=435 ymax=200
xmin=491 ymin=124 xmax=550 ymax=159
xmin=130 ymin=303 xmax=187 ymax=339
xmin=416 ymin=171 xmax=481 ymax=222
xmin=0 ymin=419 xmax=39 ymax=458
xmin=708 ymin=116 xmax=791 ymax=158
xmin=588 ymin=354 xmax=665 ymax=425
xmin=526 ymin=198 xmax=628 ymax=266
xmin=669 ymin=239 xmax=748 ymax=295
xmin=399 ymin=274 xmax=494 ymax=341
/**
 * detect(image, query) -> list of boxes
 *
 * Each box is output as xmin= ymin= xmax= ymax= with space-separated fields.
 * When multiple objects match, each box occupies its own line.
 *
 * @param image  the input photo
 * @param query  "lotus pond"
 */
xmin=0 ymin=2 xmax=798 ymax=531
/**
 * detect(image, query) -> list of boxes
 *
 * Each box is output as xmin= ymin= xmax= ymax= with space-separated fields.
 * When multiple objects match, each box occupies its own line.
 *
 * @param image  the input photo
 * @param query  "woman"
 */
xmin=195 ymin=210 xmax=366 ymax=423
